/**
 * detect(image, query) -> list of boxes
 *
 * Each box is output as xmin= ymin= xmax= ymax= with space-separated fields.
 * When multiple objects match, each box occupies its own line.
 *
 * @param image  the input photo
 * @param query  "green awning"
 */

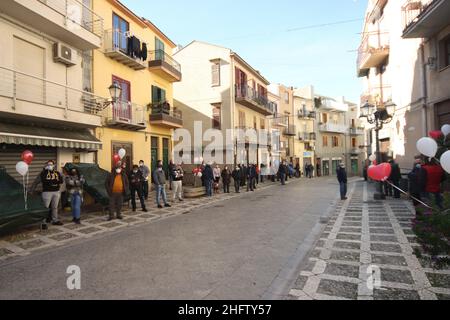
xmin=0 ymin=122 xmax=102 ymax=150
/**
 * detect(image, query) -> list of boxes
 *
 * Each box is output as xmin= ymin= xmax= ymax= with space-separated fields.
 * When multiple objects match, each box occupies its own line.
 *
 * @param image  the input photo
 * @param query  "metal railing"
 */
xmin=298 ymin=110 xmax=316 ymax=119
xmin=361 ymin=85 xmax=392 ymax=106
xmin=357 ymin=31 xmax=390 ymax=68
xmin=349 ymin=127 xmax=365 ymax=135
xmin=104 ymin=100 xmax=146 ymax=126
xmin=0 ymin=65 xmax=104 ymax=115
xmin=148 ymin=50 xmax=181 ymax=73
xmin=283 ymin=125 xmax=296 ymax=136
xmin=148 ymin=102 xmax=183 ymax=119
xmin=235 ymin=84 xmax=274 ymax=113
xmin=402 ymin=0 xmax=435 ymax=32
xmin=37 ymin=0 xmax=103 ymax=38
xmin=319 ymin=123 xmax=349 ymax=134
xmin=298 ymin=132 xmax=316 ymax=141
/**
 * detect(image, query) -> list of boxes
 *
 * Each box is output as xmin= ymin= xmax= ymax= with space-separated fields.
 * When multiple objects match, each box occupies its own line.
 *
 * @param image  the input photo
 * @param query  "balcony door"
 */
xmin=155 ymin=37 xmax=165 ymax=60
xmin=151 ymin=85 xmax=166 ymax=104
xmin=113 ymin=13 xmax=129 ymax=52
xmin=112 ymin=75 xmax=131 ymax=122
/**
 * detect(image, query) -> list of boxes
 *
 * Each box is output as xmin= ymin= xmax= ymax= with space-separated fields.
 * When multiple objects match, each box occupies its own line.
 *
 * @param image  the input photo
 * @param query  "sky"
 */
xmin=121 ymin=0 xmax=368 ymax=103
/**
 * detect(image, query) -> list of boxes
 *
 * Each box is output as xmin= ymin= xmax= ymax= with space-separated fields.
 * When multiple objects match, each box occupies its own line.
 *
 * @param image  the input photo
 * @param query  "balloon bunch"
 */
xmin=416 ymin=124 xmax=450 ymax=174
xmin=16 ymin=150 xmax=34 ymax=210
xmin=113 ymin=148 xmax=127 ymax=166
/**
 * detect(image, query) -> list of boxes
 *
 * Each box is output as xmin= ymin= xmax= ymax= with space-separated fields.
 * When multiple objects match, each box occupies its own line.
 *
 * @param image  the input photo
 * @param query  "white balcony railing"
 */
xmin=0 ymin=65 xmax=104 ymax=116
xmin=319 ymin=123 xmax=349 ymax=134
xmin=103 ymin=100 xmax=146 ymax=129
xmin=37 ymin=0 xmax=104 ymax=38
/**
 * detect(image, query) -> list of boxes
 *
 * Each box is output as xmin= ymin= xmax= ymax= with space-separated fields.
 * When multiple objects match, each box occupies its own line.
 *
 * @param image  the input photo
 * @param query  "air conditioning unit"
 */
xmin=53 ymin=43 xmax=77 ymax=66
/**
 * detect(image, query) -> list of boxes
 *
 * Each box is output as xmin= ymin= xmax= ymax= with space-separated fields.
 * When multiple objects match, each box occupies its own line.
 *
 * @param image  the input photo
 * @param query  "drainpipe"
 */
xmin=420 ymin=42 xmax=429 ymax=135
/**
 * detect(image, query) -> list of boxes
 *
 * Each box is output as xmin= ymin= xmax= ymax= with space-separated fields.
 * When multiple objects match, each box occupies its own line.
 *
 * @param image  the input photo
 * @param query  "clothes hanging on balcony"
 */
xmin=126 ymin=36 xmax=141 ymax=59
xmin=141 ymin=43 xmax=148 ymax=61
xmin=127 ymin=36 xmax=133 ymax=57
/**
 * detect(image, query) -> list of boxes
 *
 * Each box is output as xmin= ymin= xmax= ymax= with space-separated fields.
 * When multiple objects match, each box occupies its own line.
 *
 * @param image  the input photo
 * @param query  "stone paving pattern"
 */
xmin=288 ymin=181 xmax=450 ymax=300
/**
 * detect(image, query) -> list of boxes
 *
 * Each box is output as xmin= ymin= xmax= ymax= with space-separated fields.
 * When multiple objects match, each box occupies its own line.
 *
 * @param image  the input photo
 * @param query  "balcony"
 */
xmin=272 ymin=113 xmax=288 ymax=127
xmin=283 ymin=125 xmax=296 ymax=137
xmin=360 ymin=85 xmax=392 ymax=107
xmin=103 ymin=29 xmax=147 ymax=70
xmin=349 ymin=127 xmax=365 ymax=135
xmin=297 ymin=110 xmax=316 ymax=120
xmin=148 ymin=50 xmax=182 ymax=82
xmin=319 ymin=123 xmax=348 ymax=134
xmin=0 ymin=0 xmax=103 ymax=50
xmin=149 ymin=102 xmax=183 ymax=129
xmin=0 ymin=65 xmax=103 ymax=127
xmin=350 ymin=148 xmax=362 ymax=155
xmin=235 ymin=84 xmax=274 ymax=116
xmin=103 ymin=101 xmax=146 ymax=131
xmin=298 ymin=132 xmax=316 ymax=141
xmin=315 ymin=97 xmax=349 ymax=112
xmin=357 ymin=32 xmax=390 ymax=77
xmin=402 ymin=0 xmax=450 ymax=39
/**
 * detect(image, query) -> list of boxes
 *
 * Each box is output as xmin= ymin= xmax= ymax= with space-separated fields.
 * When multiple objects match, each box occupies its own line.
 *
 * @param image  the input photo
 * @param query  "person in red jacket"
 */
xmin=422 ymin=159 xmax=445 ymax=209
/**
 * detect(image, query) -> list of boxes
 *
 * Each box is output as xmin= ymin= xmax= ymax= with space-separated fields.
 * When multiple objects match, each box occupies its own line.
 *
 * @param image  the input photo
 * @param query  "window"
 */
xmin=112 ymin=13 xmax=129 ymax=52
xmin=235 ymin=68 xmax=247 ymax=87
xmin=112 ymin=75 xmax=131 ymax=119
xmin=239 ymin=111 xmax=246 ymax=128
xmin=323 ymin=136 xmax=328 ymax=147
xmin=211 ymin=61 xmax=221 ymax=86
xmin=352 ymin=138 xmax=357 ymax=148
xmin=212 ymin=104 xmax=221 ymax=130
xmin=322 ymin=113 xmax=328 ymax=123
xmin=439 ymin=35 xmax=450 ymax=69
xmin=284 ymin=91 xmax=289 ymax=103
xmin=151 ymin=85 xmax=166 ymax=104
xmin=332 ymin=136 xmax=339 ymax=147
xmin=253 ymin=116 xmax=257 ymax=130
xmin=155 ymin=37 xmax=165 ymax=60
xmin=260 ymin=118 xmax=265 ymax=130
xmin=351 ymin=119 xmax=356 ymax=128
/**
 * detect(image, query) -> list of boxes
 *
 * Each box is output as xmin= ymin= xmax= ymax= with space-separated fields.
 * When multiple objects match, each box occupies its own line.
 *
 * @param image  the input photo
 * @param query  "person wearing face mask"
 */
xmin=129 ymin=165 xmax=147 ymax=212
xmin=105 ymin=162 xmax=130 ymax=221
xmin=30 ymin=160 xmax=64 ymax=226
xmin=152 ymin=160 xmax=171 ymax=209
xmin=65 ymin=168 xmax=85 ymax=224
xmin=138 ymin=160 xmax=150 ymax=200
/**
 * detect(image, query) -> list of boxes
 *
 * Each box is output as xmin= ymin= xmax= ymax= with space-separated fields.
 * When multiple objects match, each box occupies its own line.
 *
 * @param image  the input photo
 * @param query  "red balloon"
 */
xmin=368 ymin=163 xmax=392 ymax=182
xmin=429 ymin=131 xmax=443 ymax=140
xmin=21 ymin=150 xmax=34 ymax=165
xmin=113 ymin=154 xmax=121 ymax=165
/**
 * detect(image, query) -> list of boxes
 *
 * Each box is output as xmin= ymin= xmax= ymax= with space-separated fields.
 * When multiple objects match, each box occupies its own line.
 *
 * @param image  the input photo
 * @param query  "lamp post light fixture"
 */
xmin=100 ymin=82 xmax=122 ymax=109
xmin=360 ymin=100 xmax=396 ymax=200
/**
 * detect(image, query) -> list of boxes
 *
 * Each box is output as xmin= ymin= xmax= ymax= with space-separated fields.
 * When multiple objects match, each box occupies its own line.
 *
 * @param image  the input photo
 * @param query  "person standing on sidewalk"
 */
xmin=153 ymin=160 xmax=171 ymax=209
xmin=408 ymin=156 xmax=427 ymax=207
xmin=278 ymin=161 xmax=287 ymax=186
xmin=422 ymin=158 xmax=446 ymax=209
xmin=129 ymin=165 xmax=147 ymax=212
xmin=105 ymin=163 xmax=129 ymax=221
xmin=389 ymin=159 xmax=402 ymax=199
xmin=168 ymin=160 xmax=175 ymax=191
xmin=232 ymin=166 xmax=241 ymax=193
xmin=337 ymin=163 xmax=348 ymax=200
xmin=203 ymin=163 xmax=214 ymax=197
xmin=139 ymin=160 xmax=150 ymax=200
xmin=30 ymin=160 xmax=64 ymax=226
xmin=171 ymin=163 xmax=184 ymax=202
xmin=65 ymin=168 xmax=85 ymax=224
xmin=221 ymin=166 xmax=232 ymax=194
xmin=247 ymin=164 xmax=256 ymax=192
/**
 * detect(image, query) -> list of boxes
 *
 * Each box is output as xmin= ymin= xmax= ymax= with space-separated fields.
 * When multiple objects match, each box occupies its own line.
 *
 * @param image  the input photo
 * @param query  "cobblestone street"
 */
xmin=288 ymin=181 xmax=450 ymax=300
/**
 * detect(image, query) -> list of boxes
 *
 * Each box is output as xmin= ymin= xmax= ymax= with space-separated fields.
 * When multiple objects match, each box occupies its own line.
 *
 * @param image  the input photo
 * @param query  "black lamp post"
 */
xmin=360 ymin=101 xmax=396 ymax=200
xmin=100 ymin=82 xmax=122 ymax=109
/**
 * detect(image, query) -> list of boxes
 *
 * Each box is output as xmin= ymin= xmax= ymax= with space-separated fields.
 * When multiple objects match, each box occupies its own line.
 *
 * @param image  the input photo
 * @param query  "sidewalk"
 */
xmin=287 ymin=180 xmax=450 ymax=300
xmin=0 ymin=179 xmax=287 ymax=262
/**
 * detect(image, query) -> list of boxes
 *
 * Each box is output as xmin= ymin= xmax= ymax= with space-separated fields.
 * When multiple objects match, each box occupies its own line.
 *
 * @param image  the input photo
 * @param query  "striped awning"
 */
xmin=0 ymin=122 xmax=102 ymax=150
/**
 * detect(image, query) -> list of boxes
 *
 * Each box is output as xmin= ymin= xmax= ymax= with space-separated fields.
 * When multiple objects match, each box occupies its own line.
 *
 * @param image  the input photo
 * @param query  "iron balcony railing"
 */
xmin=235 ymin=84 xmax=274 ymax=113
xmin=148 ymin=102 xmax=183 ymax=120
xmin=319 ymin=123 xmax=349 ymax=134
xmin=37 ymin=0 xmax=104 ymax=38
xmin=105 ymin=100 xmax=146 ymax=127
xmin=0 ymin=65 xmax=105 ymax=116
xmin=349 ymin=127 xmax=365 ymax=135
xmin=148 ymin=50 xmax=182 ymax=73
xmin=298 ymin=110 xmax=316 ymax=119
xmin=357 ymin=31 xmax=390 ymax=70
xmin=402 ymin=0 xmax=435 ymax=32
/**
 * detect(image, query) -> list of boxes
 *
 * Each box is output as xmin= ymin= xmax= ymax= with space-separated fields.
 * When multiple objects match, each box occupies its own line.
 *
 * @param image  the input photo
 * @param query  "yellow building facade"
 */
xmin=93 ymin=0 xmax=182 ymax=173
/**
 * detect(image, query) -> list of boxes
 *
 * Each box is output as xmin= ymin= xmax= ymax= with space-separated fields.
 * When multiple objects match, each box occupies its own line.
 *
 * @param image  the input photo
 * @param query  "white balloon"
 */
xmin=369 ymin=154 xmax=376 ymax=162
xmin=441 ymin=151 xmax=450 ymax=174
xmin=118 ymin=148 xmax=126 ymax=160
xmin=442 ymin=124 xmax=450 ymax=137
xmin=16 ymin=161 xmax=29 ymax=176
xmin=416 ymin=137 xmax=438 ymax=158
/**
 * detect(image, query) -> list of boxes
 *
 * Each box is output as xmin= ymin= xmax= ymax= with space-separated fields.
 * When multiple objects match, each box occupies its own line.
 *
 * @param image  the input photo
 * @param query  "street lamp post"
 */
xmin=360 ymin=101 xmax=396 ymax=200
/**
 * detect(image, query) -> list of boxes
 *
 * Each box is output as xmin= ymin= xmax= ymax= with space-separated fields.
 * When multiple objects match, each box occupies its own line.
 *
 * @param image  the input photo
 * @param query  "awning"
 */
xmin=0 ymin=122 xmax=102 ymax=150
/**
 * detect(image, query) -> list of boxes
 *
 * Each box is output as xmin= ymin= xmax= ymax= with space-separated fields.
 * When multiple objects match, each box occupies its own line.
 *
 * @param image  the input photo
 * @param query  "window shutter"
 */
xmin=212 ymin=62 xmax=220 ymax=86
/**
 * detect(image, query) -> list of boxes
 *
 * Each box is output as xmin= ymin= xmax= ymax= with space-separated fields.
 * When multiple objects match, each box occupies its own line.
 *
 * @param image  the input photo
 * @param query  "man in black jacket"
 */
xmin=278 ymin=161 xmax=287 ymax=185
xmin=389 ymin=159 xmax=402 ymax=199
xmin=203 ymin=163 xmax=214 ymax=197
xmin=408 ymin=156 xmax=427 ymax=207
xmin=337 ymin=163 xmax=348 ymax=200
xmin=232 ymin=167 xmax=241 ymax=193
xmin=129 ymin=165 xmax=147 ymax=212
xmin=247 ymin=164 xmax=256 ymax=192
xmin=30 ymin=160 xmax=64 ymax=225
xmin=105 ymin=162 xmax=130 ymax=221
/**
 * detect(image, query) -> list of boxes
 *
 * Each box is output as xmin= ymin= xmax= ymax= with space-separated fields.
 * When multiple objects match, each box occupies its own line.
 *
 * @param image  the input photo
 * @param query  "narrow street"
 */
xmin=0 ymin=177 xmax=344 ymax=300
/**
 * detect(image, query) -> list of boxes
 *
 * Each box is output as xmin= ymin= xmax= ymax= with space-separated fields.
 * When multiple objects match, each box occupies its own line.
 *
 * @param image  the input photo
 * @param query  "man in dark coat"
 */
xmin=105 ymin=162 xmax=130 ymax=220
xmin=278 ymin=161 xmax=287 ymax=185
xmin=203 ymin=163 xmax=214 ymax=197
xmin=232 ymin=167 xmax=241 ymax=193
xmin=221 ymin=166 xmax=232 ymax=194
xmin=337 ymin=163 xmax=348 ymax=200
xmin=389 ymin=159 xmax=402 ymax=199
xmin=247 ymin=164 xmax=256 ymax=192
xmin=408 ymin=156 xmax=427 ymax=207
xmin=128 ymin=165 xmax=147 ymax=212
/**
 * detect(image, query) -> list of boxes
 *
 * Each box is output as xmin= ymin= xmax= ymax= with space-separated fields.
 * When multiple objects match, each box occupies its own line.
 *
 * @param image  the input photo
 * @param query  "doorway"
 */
xmin=112 ymin=142 xmax=132 ymax=171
